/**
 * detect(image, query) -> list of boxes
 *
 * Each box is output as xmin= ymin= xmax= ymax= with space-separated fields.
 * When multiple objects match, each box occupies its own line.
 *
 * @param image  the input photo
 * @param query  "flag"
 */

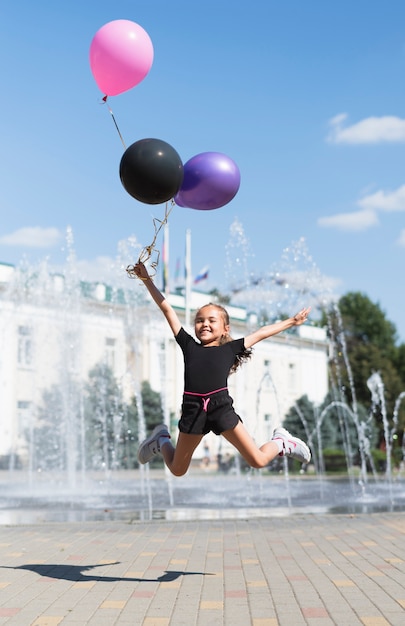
xmin=193 ymin=266 xmax=209 ymax=284
xmin=185 ymin=229 xmax=192 ymax=326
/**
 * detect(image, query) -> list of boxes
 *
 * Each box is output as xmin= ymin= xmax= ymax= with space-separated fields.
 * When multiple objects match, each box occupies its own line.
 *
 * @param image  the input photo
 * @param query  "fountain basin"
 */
xmin=1 ymin=470 xmax=404 ymax=525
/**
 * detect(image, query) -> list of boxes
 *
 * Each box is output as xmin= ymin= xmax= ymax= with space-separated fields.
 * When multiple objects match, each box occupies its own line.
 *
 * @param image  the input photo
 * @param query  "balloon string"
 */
xmin=101 ymin=96 xmax=126 ymax=149
xmin=98 ymin=99 xmax=173 ymax=281
xmin=126 ymin=200 xmax=174 ymax=279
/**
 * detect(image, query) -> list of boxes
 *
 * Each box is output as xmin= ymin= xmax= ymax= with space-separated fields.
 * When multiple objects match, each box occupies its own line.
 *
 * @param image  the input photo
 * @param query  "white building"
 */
xmin=0 ymin=261 xmax=329 ymax=467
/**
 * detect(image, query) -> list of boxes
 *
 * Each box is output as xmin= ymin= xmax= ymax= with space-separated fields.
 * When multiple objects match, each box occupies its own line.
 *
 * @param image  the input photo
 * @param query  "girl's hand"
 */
xmin=133 ymin=262 xmax=150 ymax=281
xmin=293 ymin=307 xmax=311 ymax=325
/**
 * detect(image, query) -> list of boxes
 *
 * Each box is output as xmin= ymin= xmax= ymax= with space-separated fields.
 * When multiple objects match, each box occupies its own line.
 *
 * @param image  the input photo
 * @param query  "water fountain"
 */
xmin=0 ymin=226 xmax=404 ymax=524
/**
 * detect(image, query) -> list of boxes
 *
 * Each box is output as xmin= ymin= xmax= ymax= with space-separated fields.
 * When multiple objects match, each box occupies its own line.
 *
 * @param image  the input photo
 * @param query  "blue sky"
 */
xmin=1 ymin=1 xmax=405 ymax=340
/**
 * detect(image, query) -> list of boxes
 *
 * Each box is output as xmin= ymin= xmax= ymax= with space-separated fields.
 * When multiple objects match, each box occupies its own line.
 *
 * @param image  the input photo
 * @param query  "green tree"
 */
xmin=395 ymin=343 xmax=405 ymax=383
xmin=284 ymin=395 xmax=316 ymax=442
xmin=284 ymin=394 xmax=337 ymax=471
xmin=35 ymin=379 xmax=82 ymax=472
xmin=208 ymin=288 xmax=231 ymax=304
xmin=284 ymin=392 xmax=378 ymax=473
xmin=337 ymin=292 xmax=398 ymax=355
xmin=140 ymin=380 xmax=164 ymax=431
xmin=130 ymin=380 xmax=165 ymax=468
xmin=33 ymin=370 xmax=166 ymax=472
xmin=320 ymin=292 xmax=405 ymax=448
xmin=84 ymin=363 xmax=138 ymax=470
xmin=119 ymin=395 xmax=138 ymax=469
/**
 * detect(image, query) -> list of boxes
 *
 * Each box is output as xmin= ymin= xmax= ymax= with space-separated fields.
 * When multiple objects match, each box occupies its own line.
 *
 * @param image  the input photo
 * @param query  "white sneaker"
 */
xmin=272 ymin=427 xmax=311 ymax=464
xmin=137 ymin=424 xmax=171 ymax=465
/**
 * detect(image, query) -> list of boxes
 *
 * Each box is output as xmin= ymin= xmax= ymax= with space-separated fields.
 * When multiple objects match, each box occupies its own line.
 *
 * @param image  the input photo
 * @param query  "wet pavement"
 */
xmin=1 ymin=470 xmax=405 ymax=525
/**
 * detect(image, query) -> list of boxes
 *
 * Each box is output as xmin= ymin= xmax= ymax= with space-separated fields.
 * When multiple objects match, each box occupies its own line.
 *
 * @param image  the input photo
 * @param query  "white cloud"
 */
xmin=0 ymin=226 xmax=62 ymax=248
xmin=357 ymin=184 xmax=405 ymax=212
xmin=397 ymin=230 xmax=405 ymax=247
xmin=317 ymin=209 xmax=378 ymax=232
xmin=327 ymin=113 xmax=405 ymax=144
xmin=318 ymin=184 xmax=405 ymax=234
xmin=324 ymin=113 xmax=405 ymax=236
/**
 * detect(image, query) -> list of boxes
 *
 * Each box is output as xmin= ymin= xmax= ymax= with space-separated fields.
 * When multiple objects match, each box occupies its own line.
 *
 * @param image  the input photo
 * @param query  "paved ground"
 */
xmin=0 ymin=513 xmax=404 ymax=625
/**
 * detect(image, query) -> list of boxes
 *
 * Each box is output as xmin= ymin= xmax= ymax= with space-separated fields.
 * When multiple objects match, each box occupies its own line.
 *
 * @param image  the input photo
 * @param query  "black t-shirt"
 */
xmin=175 ymin=327 xmax=245 ymax=394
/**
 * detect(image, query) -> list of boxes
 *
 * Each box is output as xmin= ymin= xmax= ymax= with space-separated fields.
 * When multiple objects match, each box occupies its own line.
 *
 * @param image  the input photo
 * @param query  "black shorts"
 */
xmin=178 ymin=389 xmax=242 ymax=435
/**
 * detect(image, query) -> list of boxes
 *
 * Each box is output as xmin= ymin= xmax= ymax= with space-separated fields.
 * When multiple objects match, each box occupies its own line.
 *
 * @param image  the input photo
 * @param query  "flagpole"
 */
xmin=162 ymin=222 xmax=169 ymax=295
xmin=185 ymin=228 xmax=192 ymax=327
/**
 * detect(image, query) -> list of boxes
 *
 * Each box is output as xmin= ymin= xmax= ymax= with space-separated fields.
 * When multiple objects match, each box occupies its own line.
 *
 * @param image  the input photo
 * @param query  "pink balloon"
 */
xmin=89 ymin=20 xmax=154 ymax=96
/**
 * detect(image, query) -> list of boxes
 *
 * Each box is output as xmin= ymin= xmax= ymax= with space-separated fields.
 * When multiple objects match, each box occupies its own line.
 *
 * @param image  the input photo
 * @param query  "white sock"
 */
xmin=272 ymin=437 xmax=284 ymax=454
xmin=158 ymin=435 xmax=171 ymax=450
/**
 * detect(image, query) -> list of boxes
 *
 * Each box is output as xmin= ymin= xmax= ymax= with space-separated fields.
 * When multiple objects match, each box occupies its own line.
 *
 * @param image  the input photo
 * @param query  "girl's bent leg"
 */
xmin=222 ymin=421 xmax=280 ymax=469
xmin=160 ymin=432 xmax=204 ymax=476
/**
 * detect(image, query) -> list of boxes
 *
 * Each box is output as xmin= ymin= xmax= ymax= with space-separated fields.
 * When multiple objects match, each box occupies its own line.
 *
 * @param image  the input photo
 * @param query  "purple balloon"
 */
xmin=174 ymin=152 xmax=240 ymax=210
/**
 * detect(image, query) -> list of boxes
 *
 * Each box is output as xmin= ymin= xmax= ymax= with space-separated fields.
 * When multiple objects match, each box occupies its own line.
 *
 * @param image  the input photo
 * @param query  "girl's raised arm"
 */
xmin=244 ymin=307 xmax=311 ymax=349
xmin=134 ymin=262 xmax=182 ymax=337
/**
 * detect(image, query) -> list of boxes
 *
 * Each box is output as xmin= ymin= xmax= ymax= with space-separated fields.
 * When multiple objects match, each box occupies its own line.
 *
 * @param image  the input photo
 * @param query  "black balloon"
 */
xmin=119 ymin=138 xmax=184 ymax=204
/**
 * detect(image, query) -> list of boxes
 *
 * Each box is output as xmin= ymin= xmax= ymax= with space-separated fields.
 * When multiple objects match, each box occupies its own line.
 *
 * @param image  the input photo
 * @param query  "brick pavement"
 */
xmin=0 ymin=513 xmax=404 ymax=625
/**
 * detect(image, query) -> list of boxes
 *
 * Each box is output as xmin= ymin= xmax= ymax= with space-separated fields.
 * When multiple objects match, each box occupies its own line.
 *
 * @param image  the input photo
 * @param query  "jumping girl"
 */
xmin=134 ymin=261 xmax=311 ymax=476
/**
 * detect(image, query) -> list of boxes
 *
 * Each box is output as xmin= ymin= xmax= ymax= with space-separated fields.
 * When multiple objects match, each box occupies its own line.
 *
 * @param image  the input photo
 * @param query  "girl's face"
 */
xmin=194 ymin=305 xmax=229 ymax=346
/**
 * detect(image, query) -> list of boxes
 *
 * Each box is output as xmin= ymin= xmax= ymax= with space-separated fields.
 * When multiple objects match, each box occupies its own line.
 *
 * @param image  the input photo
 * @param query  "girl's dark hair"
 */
xmin=195 ymin=303 xmax=252 ymax=373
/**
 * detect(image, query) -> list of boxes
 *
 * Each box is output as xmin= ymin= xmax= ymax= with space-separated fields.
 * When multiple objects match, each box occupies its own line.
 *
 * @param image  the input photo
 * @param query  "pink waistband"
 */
xmin=184 ymin=387 xmax=228 ymax=398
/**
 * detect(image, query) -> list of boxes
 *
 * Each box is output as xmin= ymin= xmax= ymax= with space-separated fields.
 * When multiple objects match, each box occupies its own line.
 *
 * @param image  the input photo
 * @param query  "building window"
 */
xmin=264 ymin=413 xmax=273 ymax=438
xmin=17 ymin=400 xmax=32 ymax=433
xmin=105 ymin=337 xmax=116 ymax=370
xmin=17 ymin=326 xmax=33 ymax=367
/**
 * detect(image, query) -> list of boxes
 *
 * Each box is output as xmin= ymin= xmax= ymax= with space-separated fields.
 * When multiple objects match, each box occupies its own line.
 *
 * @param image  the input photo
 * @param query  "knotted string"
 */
xmin=101 ymin=96 xmax=174 ymax=281
xmin=126 ymin=199 xmax=174 ymax=279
